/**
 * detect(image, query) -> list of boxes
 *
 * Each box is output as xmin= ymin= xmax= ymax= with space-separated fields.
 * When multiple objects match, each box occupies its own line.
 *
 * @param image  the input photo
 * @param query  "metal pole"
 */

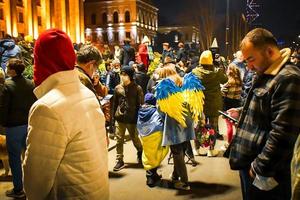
xmin=225 ymin=0 xmax=230 ymax=60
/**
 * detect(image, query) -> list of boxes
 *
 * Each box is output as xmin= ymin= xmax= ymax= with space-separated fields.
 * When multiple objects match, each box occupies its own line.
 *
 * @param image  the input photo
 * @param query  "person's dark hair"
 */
xmin=7 ymin=58 xmax=25 ymax=76
xmin=76 ymin=44 xmax=102 ymax=65
xmin=137 ymin=63 xmax=145 ymax=72
xmin=240 ymin=28 xmax=278 ymax=50
xmin=124 ymin=38 xmax=131 ymax=45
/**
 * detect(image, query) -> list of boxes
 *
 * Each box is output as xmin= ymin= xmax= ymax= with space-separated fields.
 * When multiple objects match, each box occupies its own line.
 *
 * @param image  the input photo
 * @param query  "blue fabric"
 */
xmin=161 ymin=109 xmax=195 ymax=146
xmin=182 ymin=72 xmax=205 ymax=91
xmin=137 ymin=106 xmax=163 ymax=137
xmin=155 ymin=78 xmax=181 ymax=100
xmin=6 ymin=125 xmax=28 ymax=191
xmin=0 ymin=39 xmax=22 ymax=71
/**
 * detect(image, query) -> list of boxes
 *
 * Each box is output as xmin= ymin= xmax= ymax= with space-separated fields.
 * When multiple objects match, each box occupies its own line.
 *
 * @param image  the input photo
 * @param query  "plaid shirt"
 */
xmin=229 ymin=61 xmax=300 ymax=177
xmin=221 ymin=79 xmax=242 ymax=99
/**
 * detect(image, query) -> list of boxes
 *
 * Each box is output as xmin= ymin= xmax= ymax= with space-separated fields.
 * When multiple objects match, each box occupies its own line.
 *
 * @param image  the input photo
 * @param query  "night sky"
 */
xmin=152 ymin=0 xmax=300 ymax=51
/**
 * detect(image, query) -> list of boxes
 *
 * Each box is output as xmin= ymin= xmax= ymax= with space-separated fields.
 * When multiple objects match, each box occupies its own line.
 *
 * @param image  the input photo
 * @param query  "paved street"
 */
xmin=0 ymin=117 xmax=242 ymax=200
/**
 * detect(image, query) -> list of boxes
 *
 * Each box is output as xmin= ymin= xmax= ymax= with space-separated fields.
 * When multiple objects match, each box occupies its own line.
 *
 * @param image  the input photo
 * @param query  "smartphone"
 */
xmin=218 ymin=110 xmax=238 ymax=123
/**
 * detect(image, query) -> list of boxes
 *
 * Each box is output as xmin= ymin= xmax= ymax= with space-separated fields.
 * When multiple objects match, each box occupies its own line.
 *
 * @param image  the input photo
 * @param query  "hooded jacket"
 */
xmin=137 ymin=105 xmax=163 ymax=137
xmin=23 ymin=29 xmax=109 ymax=200
xmin=0 ymin=39 xmax=22 ymax=71
xmin=192 ymin=65 xmax=228 ymax=117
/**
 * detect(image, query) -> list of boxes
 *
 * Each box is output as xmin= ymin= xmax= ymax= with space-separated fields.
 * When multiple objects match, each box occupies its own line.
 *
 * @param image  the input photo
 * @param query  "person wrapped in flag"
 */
xmin=155 ymin=66 xmax=205 ymax=190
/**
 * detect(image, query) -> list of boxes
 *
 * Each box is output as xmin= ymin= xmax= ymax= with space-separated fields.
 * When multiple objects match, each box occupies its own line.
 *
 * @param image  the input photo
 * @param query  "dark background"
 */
xmin=152 ymin=0 xmax=300 ymax=55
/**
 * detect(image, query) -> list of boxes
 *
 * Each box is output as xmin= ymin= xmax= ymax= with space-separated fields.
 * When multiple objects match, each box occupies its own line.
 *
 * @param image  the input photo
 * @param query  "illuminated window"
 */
xmin=126 ymin=32 xmax=131 ymax=39
xmin=18 ymin=12 xmax=24 ymax=23
xmin=113 ymin=12 xmax=118 ymax=23
xmin=0 ymin=8 xmax=3 ymax=20
xmin=38 ymin=16 xmax=42 ymax=26
xmin=102 ymin=13 xmax=107 ymax=25
xmin=91 ymin=13 xmax=96 ymax=25
xmin=125 ymin=11 xmax=130 ymax=23
xmin=17 ymin=0 xmax=23 ymax=6
xmin=103 ymin=32 xmax=108 ymax=43
xmin=114 ymin=32 xmax=119 ymax=42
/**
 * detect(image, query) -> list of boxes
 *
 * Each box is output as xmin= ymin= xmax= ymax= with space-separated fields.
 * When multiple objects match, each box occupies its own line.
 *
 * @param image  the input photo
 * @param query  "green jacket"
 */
xmin=192 ymin=65 xmax=227 ymax=117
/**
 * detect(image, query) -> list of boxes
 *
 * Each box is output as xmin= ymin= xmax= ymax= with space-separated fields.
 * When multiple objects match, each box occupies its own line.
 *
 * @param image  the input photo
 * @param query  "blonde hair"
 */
xmin=158 ymin=66 xmax=182 ymax=87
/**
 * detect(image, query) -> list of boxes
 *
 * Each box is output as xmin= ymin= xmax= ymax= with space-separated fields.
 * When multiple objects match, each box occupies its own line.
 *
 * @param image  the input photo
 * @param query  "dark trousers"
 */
xmin=239 ymin=168 xmax=291 ymax=200
xmin=170 ymin=141 xmax=188 ymax=183
xmin=6 ymin=125 xmax=28 ymax=191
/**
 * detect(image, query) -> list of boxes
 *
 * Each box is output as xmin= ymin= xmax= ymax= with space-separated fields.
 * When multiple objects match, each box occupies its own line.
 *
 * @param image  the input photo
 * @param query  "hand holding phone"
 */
xmin=218 ymin=110 xmax=238 ymax=123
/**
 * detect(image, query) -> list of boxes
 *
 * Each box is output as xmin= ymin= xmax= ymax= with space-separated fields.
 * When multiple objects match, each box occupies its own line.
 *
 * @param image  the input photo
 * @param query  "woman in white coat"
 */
xmin=22 ymin=29 xmax=109 ymax=200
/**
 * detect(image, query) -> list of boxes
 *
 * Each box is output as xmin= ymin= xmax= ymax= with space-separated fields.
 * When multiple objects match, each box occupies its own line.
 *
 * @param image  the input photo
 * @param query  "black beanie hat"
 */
xmin=121 ymin=65 xmax=135 ymax=80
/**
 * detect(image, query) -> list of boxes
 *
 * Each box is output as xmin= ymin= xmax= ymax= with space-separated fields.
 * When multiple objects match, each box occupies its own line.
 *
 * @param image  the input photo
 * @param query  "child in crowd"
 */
xmin=137 ymin=93 xmax=169 ymax=187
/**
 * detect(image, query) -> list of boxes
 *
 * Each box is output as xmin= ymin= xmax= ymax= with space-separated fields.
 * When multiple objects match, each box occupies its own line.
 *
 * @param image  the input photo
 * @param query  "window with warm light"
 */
xmin=91 ymin=13 xmax=96 ymax=25
xmin=38 ymin=16 xmax=42 ymax=26
xmin=18 ymin=12 xmax=24 ymax=23
xmin=125 ymin=11 xmax=130 ymax=23
xmin=0 ymin=8 xmax=3 ymax=20
xmin=102 ymin=13 xmax=107 ymax=25
xmin=114 ymin=32 xmax=119 ymax=42
xmin=17 ymin=0 xmax=23 ymax=6
xmin=113 ymin=12 xmax=119 ymax=23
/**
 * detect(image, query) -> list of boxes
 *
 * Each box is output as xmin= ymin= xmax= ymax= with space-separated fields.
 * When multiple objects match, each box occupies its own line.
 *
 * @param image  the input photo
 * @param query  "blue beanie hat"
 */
xmin=144 ymin=93 xmax=157 ymax=105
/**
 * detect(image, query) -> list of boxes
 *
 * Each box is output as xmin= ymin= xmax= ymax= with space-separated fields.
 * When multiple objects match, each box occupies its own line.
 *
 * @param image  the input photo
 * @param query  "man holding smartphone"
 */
xmin=227 ymin=28 xmax=300 ymax=200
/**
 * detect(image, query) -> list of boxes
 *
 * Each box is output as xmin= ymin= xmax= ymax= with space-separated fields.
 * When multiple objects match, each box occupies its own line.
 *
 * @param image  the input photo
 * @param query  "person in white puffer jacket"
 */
xmin=22 ymin=29 xmax=109 ymax=200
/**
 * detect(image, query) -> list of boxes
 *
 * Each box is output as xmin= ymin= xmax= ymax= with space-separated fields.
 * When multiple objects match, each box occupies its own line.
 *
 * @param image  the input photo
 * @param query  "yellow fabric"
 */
xmin=199 ymin=50 xmax=213 ymax=65
xmin=183 ymin=90 xmax=205 ymax=123
xmin=24 ymin=35 xmax=33 ymax=43
xmin=158 ymin=92 xmax=187 ymax=128
xmin=140 ymin=131 xmax=169 ymax=170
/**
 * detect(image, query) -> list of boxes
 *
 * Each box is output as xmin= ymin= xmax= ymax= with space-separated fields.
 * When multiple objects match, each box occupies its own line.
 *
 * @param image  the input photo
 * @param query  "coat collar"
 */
xmin=34 ymin=69 xmax=79 ymax=99
xmin=264 ymin=48 xmax=291 ymax=76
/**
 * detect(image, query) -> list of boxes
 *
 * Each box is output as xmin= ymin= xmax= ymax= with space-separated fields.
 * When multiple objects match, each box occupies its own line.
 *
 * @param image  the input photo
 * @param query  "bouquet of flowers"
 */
xmin=195 ymin=124 xmax=216 ymax=148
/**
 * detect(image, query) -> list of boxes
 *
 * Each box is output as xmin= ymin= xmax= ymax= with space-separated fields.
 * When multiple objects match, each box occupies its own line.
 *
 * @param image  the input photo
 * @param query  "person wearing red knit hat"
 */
xmin=22 ymin=29 xmax=109 ymax=200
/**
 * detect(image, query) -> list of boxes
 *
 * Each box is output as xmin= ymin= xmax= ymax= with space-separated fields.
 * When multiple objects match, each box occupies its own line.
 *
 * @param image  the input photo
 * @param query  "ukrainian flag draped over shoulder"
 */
xmin=155 ymin=73 xmax=205 ymax=127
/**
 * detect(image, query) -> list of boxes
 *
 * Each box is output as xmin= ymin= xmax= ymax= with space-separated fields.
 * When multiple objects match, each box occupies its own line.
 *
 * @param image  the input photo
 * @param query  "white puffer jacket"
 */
xmin=23 ymin=70 xmax=109 ymax=200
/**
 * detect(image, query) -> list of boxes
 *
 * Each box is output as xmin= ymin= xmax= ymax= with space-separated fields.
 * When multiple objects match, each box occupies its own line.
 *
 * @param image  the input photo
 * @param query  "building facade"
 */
xmin=84 ymin=0 xmax=158 ymax=46
xmin=0 ymin=0 xmax=85 ymax=43
xmin=157 ymin=26 xmax=200 ymax=44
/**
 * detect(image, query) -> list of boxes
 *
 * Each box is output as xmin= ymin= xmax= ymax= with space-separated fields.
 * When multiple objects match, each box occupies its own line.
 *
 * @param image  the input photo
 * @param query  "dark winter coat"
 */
xmin=0 ymin=75 xmax=36 ymax=127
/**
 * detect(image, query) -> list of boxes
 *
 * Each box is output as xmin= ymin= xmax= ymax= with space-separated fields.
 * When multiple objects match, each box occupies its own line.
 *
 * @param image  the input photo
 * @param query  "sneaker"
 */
xmin=174 ymin=181 xmax=191 ymax=191
xmin=198 ymin=147 xmax=208 ymax=156
xmin=169 ymin=173 xmax=180 ymax=183
xmin=5 ymin=189 xmax=26 ymax=198
xmin=207 ymin=149 xmax=219 ymax=157
xmin=220 ymin=143 xmax=229 ymax=151
xmin=190 ymin=158 xmax=199 ymax=167
xmin=113 ymin=160 xmax=125 ymax=171
xmin=146 ymin=174 xmax=161 ymax=187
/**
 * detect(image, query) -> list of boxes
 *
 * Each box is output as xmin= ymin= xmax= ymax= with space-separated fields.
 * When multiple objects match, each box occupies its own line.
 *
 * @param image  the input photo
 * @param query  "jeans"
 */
xmin=170 ymin=142 xmax=188 ymax=183
xmin=239 ymin=168 xmax=291 ymax=200
xmin=6 ymin=125 xmax=28 ymax=191
xmin=115 ymin=121 xmax=142 ymax=161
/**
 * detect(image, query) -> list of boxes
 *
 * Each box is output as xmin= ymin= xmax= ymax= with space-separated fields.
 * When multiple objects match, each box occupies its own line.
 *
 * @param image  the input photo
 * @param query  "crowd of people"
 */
xmin=0 ymin=27 xmax=300 ymax=200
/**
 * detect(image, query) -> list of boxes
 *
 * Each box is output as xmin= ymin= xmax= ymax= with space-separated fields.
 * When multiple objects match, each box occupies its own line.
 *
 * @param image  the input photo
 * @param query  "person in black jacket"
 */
xmin=0 ymin=58 xmax=36 ymax=198
xmin=120 ymin=38 xmax=135 ymax=66
xmin=134 ymin=63 xmax=150 ymax=95
xmin=112 ymin=65 xmax=143 ymax=172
